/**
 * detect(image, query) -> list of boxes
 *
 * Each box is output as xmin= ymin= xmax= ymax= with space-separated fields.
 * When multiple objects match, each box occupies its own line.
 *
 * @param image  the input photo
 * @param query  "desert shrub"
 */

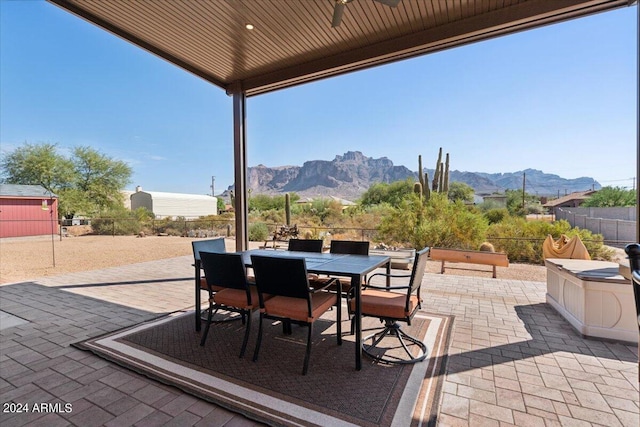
xmin=487 ymin=216 xmax=540 ymax=262
xmin=193 ymin=214 xmax=235 ymax=236
xmin=487 ymin=218 xmax=613 ymax=263
xmin=92 ymin=207 xmax=145 ymax=235
xmin=525 ymin=202 xmax=545 ymax=215
xmin=248 ymin=222 xmax=269 ymax=242
xmin=151 ymin=217 xmax=187 ymax=236
xmin=484 ymin=208 xmax=509 ymax=224
xmin=477 ymin=199 xmax=504 ymax=211
xmin=332 ymin=204 xmax=393 ymax=242
xmin=378 ymin=193 xmax=488 ymax=249
xmin=258 ymin=208 xmax=285 ymax=225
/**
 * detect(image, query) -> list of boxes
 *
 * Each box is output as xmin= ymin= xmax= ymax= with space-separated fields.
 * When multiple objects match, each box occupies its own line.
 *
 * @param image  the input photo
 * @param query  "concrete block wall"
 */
xmin=555 ymin=207 xmax=636 ymax=246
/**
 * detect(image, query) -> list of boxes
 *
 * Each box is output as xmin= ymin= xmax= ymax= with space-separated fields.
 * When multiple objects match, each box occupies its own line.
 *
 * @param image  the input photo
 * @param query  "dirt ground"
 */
xmin=0 ymin=234 xmax=555 ymax=285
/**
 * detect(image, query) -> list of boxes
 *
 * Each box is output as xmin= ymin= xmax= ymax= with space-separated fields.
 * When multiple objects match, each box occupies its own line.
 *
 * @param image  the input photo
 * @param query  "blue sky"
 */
xmin=1 ymin=2 xmax=637 ymax=196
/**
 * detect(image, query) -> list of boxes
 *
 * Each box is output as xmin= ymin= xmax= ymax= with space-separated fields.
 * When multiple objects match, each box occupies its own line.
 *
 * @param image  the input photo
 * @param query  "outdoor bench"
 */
xmin=429 ymin=247 xmax=509 ymax=278
xmin=259 ymin=239 xmax=289 ymax=250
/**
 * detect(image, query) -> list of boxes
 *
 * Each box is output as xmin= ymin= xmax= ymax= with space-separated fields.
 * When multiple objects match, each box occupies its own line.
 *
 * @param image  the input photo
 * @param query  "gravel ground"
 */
xmin=0 ymin=234 xmax=552 ymax=284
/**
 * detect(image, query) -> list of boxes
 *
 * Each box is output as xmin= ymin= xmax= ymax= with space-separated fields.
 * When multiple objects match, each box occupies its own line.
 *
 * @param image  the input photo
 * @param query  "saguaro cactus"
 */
xmin=443 ymin=153 xmax=450 ymax=193
xmin=424 ymin=172 xmax=431 ymax=200
xmin=417 ymin=147 xmax=450 ymax=199
xmin=432 ymin=147 xmax=443 ymax=191
xmin=418 ymin=155 xmax=425 ymax=191
xmin=285 ymin=193 xmax=291 ymax=226
xmin=414 ymin=182 xmax=423 ymax=199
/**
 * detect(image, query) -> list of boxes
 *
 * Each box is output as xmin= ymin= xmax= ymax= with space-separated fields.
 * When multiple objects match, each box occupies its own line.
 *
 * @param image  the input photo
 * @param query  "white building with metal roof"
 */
xmin=130 ymin=187 xmax=217 ymax=219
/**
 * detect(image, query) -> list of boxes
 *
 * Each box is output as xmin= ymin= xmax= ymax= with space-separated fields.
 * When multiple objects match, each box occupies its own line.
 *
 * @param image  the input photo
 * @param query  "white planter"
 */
xmin=545 ymin=259 xmax=638 ymax=344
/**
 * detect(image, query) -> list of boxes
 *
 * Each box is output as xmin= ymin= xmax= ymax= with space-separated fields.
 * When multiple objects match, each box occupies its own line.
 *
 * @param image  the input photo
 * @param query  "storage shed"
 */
xmin=130 ymin=187 xmax=217 ymax=218
xmin=0 ymin=184 xmax=59 ymax=238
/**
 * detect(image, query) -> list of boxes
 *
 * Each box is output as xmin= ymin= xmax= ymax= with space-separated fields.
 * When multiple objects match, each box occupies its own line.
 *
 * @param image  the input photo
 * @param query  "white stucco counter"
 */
xmin=545 ymin=258 xmax=637 ymax=344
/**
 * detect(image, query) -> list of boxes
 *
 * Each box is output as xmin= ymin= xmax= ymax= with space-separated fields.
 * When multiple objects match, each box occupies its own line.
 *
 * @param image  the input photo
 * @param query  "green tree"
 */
xmin=582 ymin=186 xmax=636 ymax=207
xmin=71 ymin=146 xmax=132 ymax=216
xmin=0 ymin=143 xmax=73 ymax=192
xmin=359 ymin=179 xmax=414 ymax=208
xmin=447 ymin=181 xmax=475 ymax=203
xmin=217 ymin=197 xmax=225 ymax=212
xmin=505 ymin=189 xmax=539 ymax=216
xmin=1 ymin=143 xmax=132 ymax=217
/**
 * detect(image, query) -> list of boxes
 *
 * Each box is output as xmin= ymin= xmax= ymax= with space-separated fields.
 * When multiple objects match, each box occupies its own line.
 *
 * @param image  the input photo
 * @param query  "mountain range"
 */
xmin=225 ymin=151 xmax=600 ymax=200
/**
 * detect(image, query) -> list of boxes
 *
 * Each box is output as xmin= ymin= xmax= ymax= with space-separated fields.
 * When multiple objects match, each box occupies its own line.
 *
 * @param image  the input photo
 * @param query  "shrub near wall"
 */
xmin=487 ymin=218 xmax=613 ymax=263
xmin=91 ymin=208 xmax=149 ymax=235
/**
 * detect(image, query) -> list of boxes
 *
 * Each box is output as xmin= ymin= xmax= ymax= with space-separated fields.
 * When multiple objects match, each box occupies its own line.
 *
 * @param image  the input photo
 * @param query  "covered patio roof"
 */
xmin=49 ymin=0 xmax=633 ymax=96
xmin=48 ymin=0 xmax=638 ymax=248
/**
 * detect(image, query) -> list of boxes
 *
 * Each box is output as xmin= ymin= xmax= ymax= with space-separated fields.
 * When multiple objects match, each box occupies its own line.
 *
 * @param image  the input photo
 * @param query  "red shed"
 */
xmin=0 ymin=184 xmax=59 ymax=238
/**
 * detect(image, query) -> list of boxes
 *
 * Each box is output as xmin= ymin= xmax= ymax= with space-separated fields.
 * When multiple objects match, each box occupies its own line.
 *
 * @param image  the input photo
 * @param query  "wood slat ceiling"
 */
xmin=49 ymin=0 xmax=633 ymax=96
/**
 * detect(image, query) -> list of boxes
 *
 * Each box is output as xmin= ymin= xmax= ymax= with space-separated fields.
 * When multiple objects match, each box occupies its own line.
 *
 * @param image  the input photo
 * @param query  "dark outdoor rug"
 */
xmin=75 ymin=307 xmax=453 ymax=427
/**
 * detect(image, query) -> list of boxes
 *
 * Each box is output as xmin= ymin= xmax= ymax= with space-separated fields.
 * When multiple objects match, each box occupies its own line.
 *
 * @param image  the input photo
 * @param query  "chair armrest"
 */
xmin=362 ymin=283 xmax=410 ymax=291
xmin=368 ymin=272 xmax=411 ymax=282
xmin=310 ymin=277 xmax=339 ymax=293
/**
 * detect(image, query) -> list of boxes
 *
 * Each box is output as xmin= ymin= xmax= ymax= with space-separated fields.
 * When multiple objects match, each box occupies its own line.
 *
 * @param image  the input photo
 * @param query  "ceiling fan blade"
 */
xmin=374 ymin=0 xmax=401 ymax=7
xmin=331 ymin=3 xmax=346 ymax=28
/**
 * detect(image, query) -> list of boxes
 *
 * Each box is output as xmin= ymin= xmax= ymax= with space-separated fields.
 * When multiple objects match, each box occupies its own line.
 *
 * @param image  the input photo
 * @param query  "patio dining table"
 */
xmin=195 ymin=248 xmax=391 ymax=371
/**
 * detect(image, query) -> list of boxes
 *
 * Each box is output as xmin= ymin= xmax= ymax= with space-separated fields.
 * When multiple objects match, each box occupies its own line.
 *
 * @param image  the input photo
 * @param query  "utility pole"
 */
xmin=210 ymin=176 xmax=215 ymax=197
xmin=522 ymin=172 xmax=526 ymax=212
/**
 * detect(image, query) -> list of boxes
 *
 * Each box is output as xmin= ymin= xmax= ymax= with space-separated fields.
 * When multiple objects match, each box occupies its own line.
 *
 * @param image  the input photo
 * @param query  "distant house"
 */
xmin=329 ymin=196 xmax=356 ymax=210
xmin=479 ymin=193 xmax=508 ymax=206
xmin=129 ymin=186 xmax=217 ymax=218
xmin=543 ymin=190 xmax=596 ymax=209
xmin=295 ymin=197 xmax=314 ymax=205
xmin=0 ymin=184 xmax=59 ymax=238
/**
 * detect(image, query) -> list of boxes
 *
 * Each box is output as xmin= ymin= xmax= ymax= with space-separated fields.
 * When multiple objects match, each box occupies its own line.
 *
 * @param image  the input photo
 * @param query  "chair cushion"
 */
xmin=263 ymin=292 xmax=337 ymax=323
xmin=213 ymin=287 xmax=261 ymax=309
xmin=350 ymin=289 xmax=419 ymax=319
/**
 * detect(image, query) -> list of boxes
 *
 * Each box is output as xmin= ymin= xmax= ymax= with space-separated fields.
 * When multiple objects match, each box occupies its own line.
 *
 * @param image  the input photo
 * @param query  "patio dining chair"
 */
xmin=192 ymin=238 xmax=227 ymax=331
xmin=250 ymin=254 xmax=342 ymax=375
xmin=330 ymin=239 xmax=370 ymax=256
xmin=199 ymin=251 xmax=262 ymax=358
xmin=309 ymin=240 xmax=371 ymax=302
xmin=192 ymin=237 xmax=227 ymax=288
xmin=287 ymin=238 xmax=323 ymax=253
xmin=348 ymin=247 xmax=429 ymax=364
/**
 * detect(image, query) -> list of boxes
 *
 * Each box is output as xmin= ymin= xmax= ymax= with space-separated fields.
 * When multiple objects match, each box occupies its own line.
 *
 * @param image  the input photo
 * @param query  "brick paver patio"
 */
xmin=1 ymin=256 xmax=638 ymax=426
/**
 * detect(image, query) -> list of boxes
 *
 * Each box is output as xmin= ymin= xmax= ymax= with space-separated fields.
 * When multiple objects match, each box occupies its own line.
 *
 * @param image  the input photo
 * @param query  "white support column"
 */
xmin=232 ymin=90 xmax=249 ymax=251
